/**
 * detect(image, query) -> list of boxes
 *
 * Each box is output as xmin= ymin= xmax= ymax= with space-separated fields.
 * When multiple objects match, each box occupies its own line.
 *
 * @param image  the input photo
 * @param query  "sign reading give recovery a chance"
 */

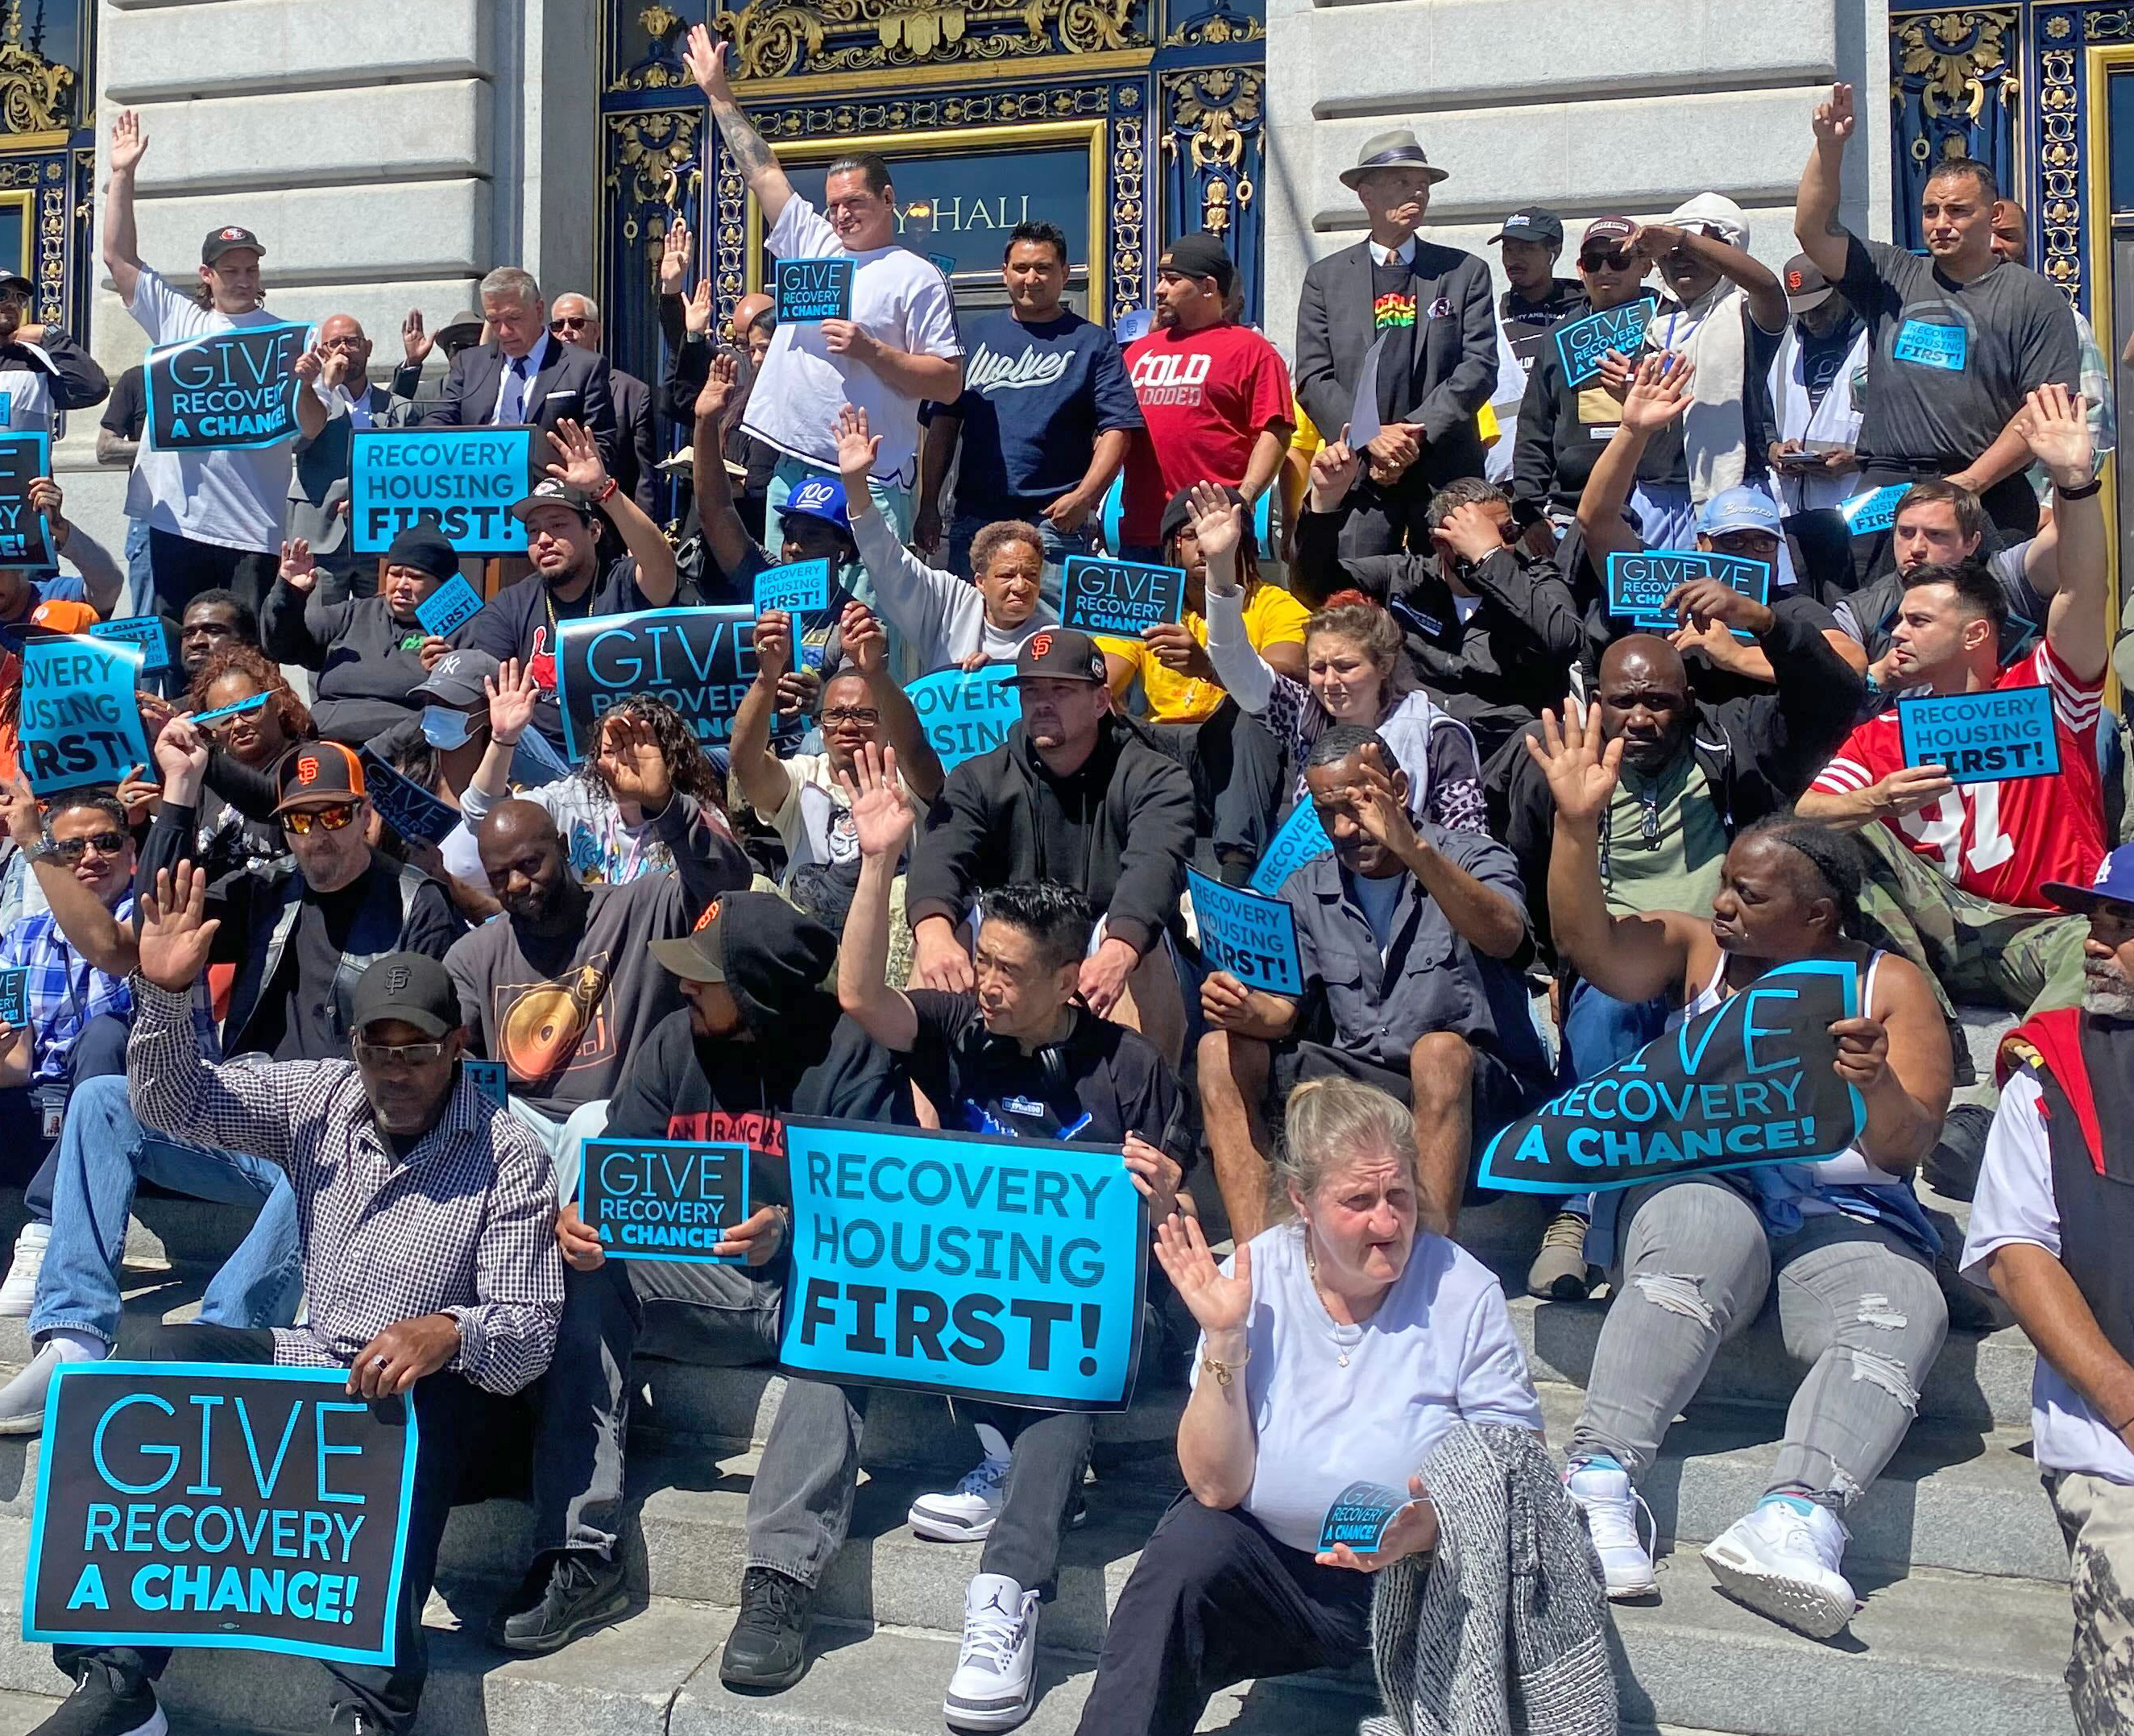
xmin=780 ymin=1117 xmax=1148 ymax=1411
xmin=579 ymin=1138 xmax=750 ymax=1264
xmin=1060 ymin=555 xmax=1187 ymax=638
xmin=1899 ymin=685 xmax=2062 ymax=785
xmin=349 ymin=428 xmax=533 ymax=557
xmin=18 ymin=636 xmax=151 ymax=794
xmin=1606 ymin=551 xmax=1771 ymax=627
xmin=23 ymin=1363 xmax=418 ymax=1666
xmin=904 ymin=664 xmax=1018 ymax=770
xmin=1477 ymin=959 xmax=1863 ymax=1194
xmin=553 ymin=604 xmax=757 ymax=760
xmin=1552 ymin=296 xmax=1656 ymax=389
xmin=1187 ymin=866 xmax=1303 ymax=995
xmin=0 ymin=432 xmax=53 ymax=569
xmin=145 ymin=321 xmax=309 ymax=451
xmin=775 ymin=257 xmax=854 ymax=324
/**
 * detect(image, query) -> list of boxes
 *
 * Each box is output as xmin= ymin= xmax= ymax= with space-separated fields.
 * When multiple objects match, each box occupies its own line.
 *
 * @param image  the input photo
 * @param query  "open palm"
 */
xmin=138 ymin=864 xmax=221 ymax=994
xmin=1523 ymin=698 xmax=1622 ymax=827
xmin=838 ymin=742 xmax=912 ymax=860
xmin=1154 ymin=1212 xmax=1253 ymax=1336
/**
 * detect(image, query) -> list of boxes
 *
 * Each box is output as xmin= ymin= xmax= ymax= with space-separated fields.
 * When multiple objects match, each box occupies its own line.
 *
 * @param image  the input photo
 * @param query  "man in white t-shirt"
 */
xmin=682 ymin=23 xmax=963 ymax=541
xmin=102 ymin=108 xmax=300 ymax=624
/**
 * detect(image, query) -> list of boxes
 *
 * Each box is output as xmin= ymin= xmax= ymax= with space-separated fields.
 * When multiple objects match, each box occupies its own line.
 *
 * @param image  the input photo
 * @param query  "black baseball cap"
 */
xmin=384 ymin=523 xmax=459 ymax=583
xmin=1782 ymin=253 xmax=1836 ymax=313
xmin=1159 ymin=233 xmax=1235 ymax=296
xmin=273 ymin=740 xmax=366 ymax=814
xmin=1490 ymin=207 xmax=1564 ymax=248
xmin=511 ymin=478 xmax=597 ymax=524
xmin=348 ymin=953 xmax=460 ymax=1040
xmin=1160 ymin=481 xmax=1244 ymax=547
xmin=0 ymin=273 xmax=32 ymax=300
xmin=201 ymin=225 xmax=265 ymax=265
xmin=1009 ymin=628 xmax=1106 ymax=685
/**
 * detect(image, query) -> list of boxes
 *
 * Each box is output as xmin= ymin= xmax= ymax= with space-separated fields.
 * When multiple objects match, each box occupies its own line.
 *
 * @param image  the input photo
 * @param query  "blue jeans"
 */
xmin=947 ymin=510 xmax=1096 ymax=615
xmin=122 ymin=515 xmax=151 ymax=615
xmin=31 ymin=1074 xmax=303 ymax=1349
xmin=1552 ymin=980 xmax=1672 ymax=1223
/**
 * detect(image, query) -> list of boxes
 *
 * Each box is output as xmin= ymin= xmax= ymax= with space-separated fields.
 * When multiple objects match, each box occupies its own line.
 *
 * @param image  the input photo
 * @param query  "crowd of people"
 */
xmin=1 ymin=48 xmax=2132 ymax=1736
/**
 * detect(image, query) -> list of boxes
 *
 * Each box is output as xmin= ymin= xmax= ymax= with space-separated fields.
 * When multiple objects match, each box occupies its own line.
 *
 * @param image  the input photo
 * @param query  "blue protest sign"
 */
xmin=412 ymin=574 xmax=483 ymax=640
xmin=1478 ymin=959 xmax=1863 ymax=1193
xmin=0 ymin=432 xmax=53 ymax=569
xmin=1605 ymin=550 xmax=1771 ymax=631
xmin=88 ymin=615 xmax=172 ymax=676
xmin=144 ymin=321 xmax=309 ymax=451
xmin=1893 ymin=319 xmax=1966 ymax=371
xmin=753 ymin=557 xmax=831 ymax=619
xmin=781 ymin=1116 xmax=1148 ymax=1410
xmin=579 ymin=1138 xmax=750 ymax=1264
xmin=1188 ymin=866 xmax=1303 ymax=995
xmin=904 ymin=665 xmax=1018 ymax=770
xmin=1059 ymin=555 xmax=1188 ymax=638
xmin=18 ymin=636 xmax=150 ymax=793
xmin=1899 ymin=684 xmax=2061 ymax=785
xmin=1250 ymin=801 xmax=1332 ymax=895
xmin=23 ymin=1363 xmax=417 ymax=1666
xmin=553 ymin=605 xmax=757 ymax=760
xmin=190 ymin=692 xmax=271 ymax=729
xmin=349 ymin=427 xmax=532 ymax=556
xmin=0 ymin=967 xmax=26 ymax=1030
xmin=1839 ymin=483 xmax=1909 ymax=537
xmin=463 ymin=1059 xmax=508 ymax=1108
xmin=1552 ymin=296 xmax=1655 ymax=389
xmin=1319 ymin=1480 xmax=1411 ymax=1553
xmin=775 ymin=257 xmax=854 ymax=323
xmin=355 ymin=749 xmax=462 ymax=846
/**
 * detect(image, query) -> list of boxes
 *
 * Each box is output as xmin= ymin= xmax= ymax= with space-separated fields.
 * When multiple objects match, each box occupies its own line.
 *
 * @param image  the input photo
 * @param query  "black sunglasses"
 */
xmin=1580 ymin=248 xmax=1637 ymax=271
xmin=45 ymin=831 xmax=127 ymax=864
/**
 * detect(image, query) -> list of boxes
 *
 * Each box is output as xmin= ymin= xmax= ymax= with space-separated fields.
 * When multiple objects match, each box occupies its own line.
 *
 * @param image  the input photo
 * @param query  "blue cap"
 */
xmin=779 ymin=474 xmax=848 ymax=529
xmin=1696 ymin=486 xmax=1783 ymax=538
xmin=2043 ymin=845 xmax=2134 ymax=915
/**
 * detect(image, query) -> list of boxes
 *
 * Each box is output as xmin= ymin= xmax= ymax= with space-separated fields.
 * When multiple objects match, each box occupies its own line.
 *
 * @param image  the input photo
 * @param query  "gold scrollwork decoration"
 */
xmin=715 ymin=0 xmax=1146 ymax=81
xmin=0 ymin=0 xmax=72 ymax=136
xmin=606 ymin=110 xmax=704 ymax=286
xmin=2037 ymin=40 xmax=2079 ymax=306
xmin=1893 ymin=7 xmax=2017 ymax=132
xmin=1162 ymin=4 xmax=1264 ymax=48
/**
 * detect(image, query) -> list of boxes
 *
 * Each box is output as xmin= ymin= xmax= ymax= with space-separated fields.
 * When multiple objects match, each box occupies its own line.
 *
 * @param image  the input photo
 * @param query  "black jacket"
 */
xmin=611 ymin=367 xmax=660 ymax=516
xmin=421 ymin=334 xmax=618 ymax=475
xmin=1293 ymin=509 xmax=1588 ymax=763
xmin=905 ymin=717 xmax=1195 ymax=959
xmin=1511 ymin=340 xmax=1686 ymax=521
xmin=1489 ymin=602 xmax=1865 ymax=965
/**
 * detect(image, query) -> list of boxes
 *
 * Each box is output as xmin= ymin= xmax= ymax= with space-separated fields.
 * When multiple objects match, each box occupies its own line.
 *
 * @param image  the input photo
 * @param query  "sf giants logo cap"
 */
xmin=274 ymin=740 xmax=364 ymax=811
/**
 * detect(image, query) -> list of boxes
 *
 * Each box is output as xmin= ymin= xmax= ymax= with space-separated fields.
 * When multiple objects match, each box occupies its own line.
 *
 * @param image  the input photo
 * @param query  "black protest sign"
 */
xmin=23 ymin=1363 xmax=417 ymax=1666
xmin=1059 ymin=555 xmax=1189 ymax=638
xmin=775 ymin=257 xmax=854 ymax=323
xmin=579 ymin=1138 xmax=750 ymax=1263
xmin=356 ymin=749 xmax=461 ymax=846
xmin=1477 ymin=959 xmax=1863 ymax=1194
xmin=1552 ymin=296 xmax=1655 ymax=389
xmin=553 ymin=605 xmax=756 ymax=760
xmin=0 ymin=432 xmax=53 ymax=569
xmin=145 ymin=321 xmax=309 ymax=451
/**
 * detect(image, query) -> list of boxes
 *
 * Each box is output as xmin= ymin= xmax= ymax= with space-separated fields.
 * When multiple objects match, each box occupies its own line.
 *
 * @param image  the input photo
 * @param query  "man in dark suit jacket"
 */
xmin=421 ymin=267 xmax=619 ymax=479
xmin=288 ymin=314 xmax=413 ymax=602
xmin=549 ymin=290 xmax=659 ymax=514
xmin=1295 ymin=128 xmax=1500 ymax=557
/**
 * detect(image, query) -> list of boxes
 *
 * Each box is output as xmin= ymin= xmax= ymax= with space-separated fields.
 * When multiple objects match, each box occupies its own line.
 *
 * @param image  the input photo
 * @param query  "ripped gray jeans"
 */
xmin=1569 ymin=1175 xmax=1949 ymax=1507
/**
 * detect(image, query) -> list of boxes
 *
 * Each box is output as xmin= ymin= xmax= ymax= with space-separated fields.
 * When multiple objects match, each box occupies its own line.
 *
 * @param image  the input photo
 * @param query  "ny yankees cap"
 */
xmin=349 ymin=953 xmax=461 ymax=1040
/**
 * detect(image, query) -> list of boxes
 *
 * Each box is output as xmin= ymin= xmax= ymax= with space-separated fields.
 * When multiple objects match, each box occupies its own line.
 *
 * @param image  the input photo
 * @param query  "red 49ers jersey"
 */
xmin=1809 ymin=641 xmax=2105 ymax=910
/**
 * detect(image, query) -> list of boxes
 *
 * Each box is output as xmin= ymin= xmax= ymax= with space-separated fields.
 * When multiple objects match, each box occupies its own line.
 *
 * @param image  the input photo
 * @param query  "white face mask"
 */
xmin=421 ymin=706 xmax=474 ymax=749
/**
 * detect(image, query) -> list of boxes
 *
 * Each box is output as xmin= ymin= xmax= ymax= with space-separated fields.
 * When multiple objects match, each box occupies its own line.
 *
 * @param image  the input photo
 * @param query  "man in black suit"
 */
xmin=1295 ymin=128 xmax=1499 ymax=557
xmin=549 ymin=290 xmax=660 ymax=516
xmin=421 ymin=267 xmax=619 ymax=479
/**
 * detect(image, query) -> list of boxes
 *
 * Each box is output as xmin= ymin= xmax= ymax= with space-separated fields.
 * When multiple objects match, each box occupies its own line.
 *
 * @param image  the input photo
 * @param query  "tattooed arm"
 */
xmin=683 ymin=24 xmax=794 ymax=226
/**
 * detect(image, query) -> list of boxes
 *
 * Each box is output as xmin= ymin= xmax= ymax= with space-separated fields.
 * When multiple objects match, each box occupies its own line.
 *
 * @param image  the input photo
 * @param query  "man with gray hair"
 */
xmin=548 ymin=290 xmax=657 ymax=512
xmin=423 ymin=265 xmax=619 ymax=474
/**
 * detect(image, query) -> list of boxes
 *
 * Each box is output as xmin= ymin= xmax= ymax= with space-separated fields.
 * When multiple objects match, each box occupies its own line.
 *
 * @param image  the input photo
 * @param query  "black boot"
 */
xmin=31 ymin=1659 xmax=164 ymax=1736
xmin=720 ymin=1565 xmax=814 ymax=1691
xmin=1924 ymin=1102 xmax=1993 ymax=1202
xmin=486 ymin=1548 xmax=630 ymax=1655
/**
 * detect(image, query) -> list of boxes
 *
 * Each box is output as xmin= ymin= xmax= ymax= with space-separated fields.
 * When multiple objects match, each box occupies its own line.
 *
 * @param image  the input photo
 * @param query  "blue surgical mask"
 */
xmin=421 ymin=705 xmax=474 ymax=749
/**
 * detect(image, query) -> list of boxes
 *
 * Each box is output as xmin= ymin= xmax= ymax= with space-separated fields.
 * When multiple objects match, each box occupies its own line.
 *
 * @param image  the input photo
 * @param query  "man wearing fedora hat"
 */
xmin=1295 ymin=128 xmax=1498 ymax=557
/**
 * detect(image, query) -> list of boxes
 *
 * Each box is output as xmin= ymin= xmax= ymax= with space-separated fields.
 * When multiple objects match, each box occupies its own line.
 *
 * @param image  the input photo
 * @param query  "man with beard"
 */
xmin=460 ymin=423 xmax=680 ymax=753
xmin=446 ymin=718 xmax=751 ymax=1175
xmin=1965 ymin=842 xmax=2134 ymax=1736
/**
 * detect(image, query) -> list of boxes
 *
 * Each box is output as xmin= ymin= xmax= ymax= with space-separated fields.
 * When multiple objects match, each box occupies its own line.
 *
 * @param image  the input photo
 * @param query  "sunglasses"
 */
xmin=1580 ymin=248 xmax=1637 ymax=271
xmin=353 ymin=1038 xmax=448 ymax=1067
xmin=45 ymin=831 xmax=126 ymax=864
xmin=549 ymin=316 xmax=591 ymax=332
xmin=283 ymin=802 xmax=358 ymax=836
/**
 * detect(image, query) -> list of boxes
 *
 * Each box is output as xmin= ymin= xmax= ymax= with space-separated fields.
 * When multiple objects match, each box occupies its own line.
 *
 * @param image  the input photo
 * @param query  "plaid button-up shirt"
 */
xmin=127 ymin=980 xmax=563 ymax=1393
xmin=0 ymin=899 xmax=133 ymax=1086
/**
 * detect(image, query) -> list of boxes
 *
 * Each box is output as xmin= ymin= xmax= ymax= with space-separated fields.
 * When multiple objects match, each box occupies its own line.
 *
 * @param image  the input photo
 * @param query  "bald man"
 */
xmin=1491 ymin=584 xmax=1862 ymax=1295
xmin=289 ymin=313 xmax=412 ymax=600
xmin=549 ymin=292 xmax=658 ymax=514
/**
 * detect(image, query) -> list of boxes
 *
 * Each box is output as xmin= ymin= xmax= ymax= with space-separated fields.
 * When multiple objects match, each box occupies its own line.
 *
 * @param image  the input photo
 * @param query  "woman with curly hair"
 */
xmin=181 ymin=642 xmax=314 ymax=879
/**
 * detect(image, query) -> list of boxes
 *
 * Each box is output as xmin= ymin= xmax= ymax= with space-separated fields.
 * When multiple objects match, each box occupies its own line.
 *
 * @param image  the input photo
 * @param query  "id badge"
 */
xmin=39 ymin=1100 xmax=60 ymax=1140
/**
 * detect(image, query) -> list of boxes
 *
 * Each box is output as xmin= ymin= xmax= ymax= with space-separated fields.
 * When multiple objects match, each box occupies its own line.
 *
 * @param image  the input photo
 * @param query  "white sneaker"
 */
xmin=0 ymin=1341 xmax=81 ymax=1435
xmin=1701 ymin=1497 xmax=1857 ymax=1639
xmin=943 ymin=1572 xmax=1040 ymax=1732
xmin=0 ymin=1221 xmax=48 ymax=1317
xmin=1564 ymin=1458 xmax=1658 ymax=1599
xmin=910 ymin=1452 xmax=1012 ymax=1542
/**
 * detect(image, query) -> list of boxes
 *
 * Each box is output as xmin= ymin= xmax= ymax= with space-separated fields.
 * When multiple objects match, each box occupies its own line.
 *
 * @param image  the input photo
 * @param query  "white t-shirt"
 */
xmin=0 ymin=352 xmax=56 ymax=436
xmin=1191 ymin=1220 xmax=1544 ymax=1552
xmin=748 ymin=750 xmax=915 ymax=880
xmin=743 ymin=199 xmax=962 ymax=490
xmin=1647 ymin=280 xmax=1781 ymax=508
xmin=1962 ymin=1071 xmax=2134 ymax=1485
xmin=125 ymin=270 xmax=299 ymax=553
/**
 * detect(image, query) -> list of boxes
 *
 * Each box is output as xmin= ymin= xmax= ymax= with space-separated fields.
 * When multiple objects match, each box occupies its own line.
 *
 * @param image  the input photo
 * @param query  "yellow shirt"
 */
xmin=1102 ymin=584 xmax=1311 ymax=725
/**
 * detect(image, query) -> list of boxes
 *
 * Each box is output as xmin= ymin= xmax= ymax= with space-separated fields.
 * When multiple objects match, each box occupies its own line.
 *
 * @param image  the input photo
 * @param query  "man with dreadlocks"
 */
xmin=1525 ymin=695 xmax=1954 ymax=1643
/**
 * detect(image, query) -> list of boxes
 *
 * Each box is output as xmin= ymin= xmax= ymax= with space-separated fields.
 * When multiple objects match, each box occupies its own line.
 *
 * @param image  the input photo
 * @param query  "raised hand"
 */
xmin=110 ymin=110 xmax=148 ymax=176
xmin=596 ymin=711 xmax=672 ymax=812
xmin=400 ymin=309 xmax=433 ymax=367
xmin=1185 ymin=480 xmax=1243 ymax=586
xmin=136 ymin=863 xmax=220 ymax=994
xmin=1430 ymin=500 xmax=1510 ymax=567
xmin=279 ymin=537 xmax=317 ymax=592
xmin=836 ymin=741 xmax=914 ymax=860
xmin=695 ymin=349 xmax=737 ymax=425
xmin=1346 ymin=750 xmax=1419 ymax=856
xmin=660 ymin=215 xmax=692 ymax=299
xmin=292 ymin=343 xmax=324 ymax=385
xmin=1153 ymin=1212 xmax=1253 ymax=1337
xmin=1666 ymin=575 xmax=1773 ymax=640
xmin=1307 ymin=439 xmax=1361 ymax=512
xmin=2017 ymin=381 xmax=2094 ymax=490
xmin=1813 ymin=81 xmax=1856 ymax=145
xmin=752 ymin=608 xmax=794 ymax=683
xmin=686 ymin=280 xmax=715 ymax=338
xmin=485 ymin=657 xmax=538 ymax=747
xmin=1522 ymin=698 xmax=1623 ymax=828
xmin=545 ymin=418 xmax=610 ymax=495
xmin=0 ymin=777 xmax=40 ymax=851
xmin=841 ymin=601 xmax=886 ymax=677
xmin=1620 ymin=351 xmax=1696 ymax=436
xmin=831 ymin=403 xmax=880 ymax=485
xmin=682 ymin=23 xmax=733 ymax=102
xmin=154 ymin=712 xmax=209 ymax=786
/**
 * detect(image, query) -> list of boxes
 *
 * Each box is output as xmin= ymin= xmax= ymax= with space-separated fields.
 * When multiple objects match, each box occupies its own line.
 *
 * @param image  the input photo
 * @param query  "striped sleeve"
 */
xmin=2030 ymin=640 xmax=2102 ymax=735
xmin=1807 ymin=719 xmax=1890 ymax=796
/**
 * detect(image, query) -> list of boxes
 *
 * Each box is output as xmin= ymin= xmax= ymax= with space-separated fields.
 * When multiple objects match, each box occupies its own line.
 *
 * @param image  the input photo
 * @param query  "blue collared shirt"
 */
xmin=0 ymin=896 xmax=134 ymax=1085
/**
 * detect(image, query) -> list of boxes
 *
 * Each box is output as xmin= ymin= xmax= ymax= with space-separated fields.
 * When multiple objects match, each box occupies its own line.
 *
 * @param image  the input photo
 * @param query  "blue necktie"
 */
xmin=498 ymin=354 xmax=528 ymax=425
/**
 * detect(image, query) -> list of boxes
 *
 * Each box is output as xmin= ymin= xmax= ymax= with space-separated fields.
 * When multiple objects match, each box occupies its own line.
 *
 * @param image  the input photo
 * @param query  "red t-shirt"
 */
xmin=1809 ymin=640 xmax=2106 ymax=909
xmin=1120 ymin=322 xmax=1291 ymax=547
